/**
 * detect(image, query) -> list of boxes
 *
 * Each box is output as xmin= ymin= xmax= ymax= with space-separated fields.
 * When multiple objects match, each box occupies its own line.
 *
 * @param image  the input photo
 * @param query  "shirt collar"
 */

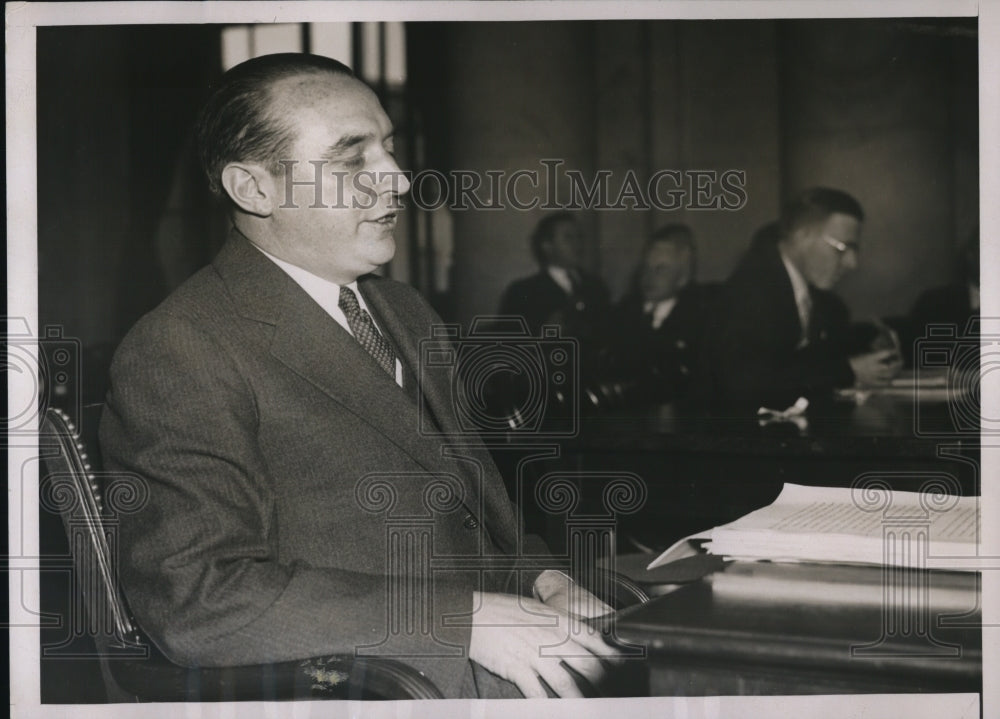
xmin=779 ymin=248 xmax=811 ymax=305
xmin=643 ymin=297 xmax=679 ymax=329
xmin=251 ymin=243 xmax=362 ymax=316
xmin=546 ymin=266 xmax=575 ymax=295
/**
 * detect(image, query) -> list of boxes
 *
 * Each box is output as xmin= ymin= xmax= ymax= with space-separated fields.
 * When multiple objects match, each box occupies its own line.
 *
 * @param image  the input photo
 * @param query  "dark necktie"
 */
xmin=338 ymin=286 xmax=397 ymax=378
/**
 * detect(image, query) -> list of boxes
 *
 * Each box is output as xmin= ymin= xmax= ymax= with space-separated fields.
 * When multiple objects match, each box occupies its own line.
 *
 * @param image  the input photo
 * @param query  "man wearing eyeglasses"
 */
xmin=707 ymin=187 xmax=901 ymax=414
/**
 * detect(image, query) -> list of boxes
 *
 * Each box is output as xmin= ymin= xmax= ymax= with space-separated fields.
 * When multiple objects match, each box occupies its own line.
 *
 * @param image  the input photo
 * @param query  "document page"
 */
xmin=650 ymin=483 xmax=979 ymax=569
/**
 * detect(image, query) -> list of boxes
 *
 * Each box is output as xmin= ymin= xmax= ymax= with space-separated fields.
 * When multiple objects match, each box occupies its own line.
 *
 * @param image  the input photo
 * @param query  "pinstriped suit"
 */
xmin=100 ymin=228 xmax=546 ymax=697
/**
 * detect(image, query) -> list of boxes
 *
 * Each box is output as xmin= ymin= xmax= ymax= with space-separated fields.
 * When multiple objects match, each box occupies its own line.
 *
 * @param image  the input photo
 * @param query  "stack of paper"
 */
xmin=648 ymin=483 xmax=979 ymax=571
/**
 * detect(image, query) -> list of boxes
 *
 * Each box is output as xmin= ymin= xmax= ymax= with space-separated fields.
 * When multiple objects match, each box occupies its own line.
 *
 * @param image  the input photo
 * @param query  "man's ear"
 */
xmin=220 ymin=163 xmax=276 ymax=217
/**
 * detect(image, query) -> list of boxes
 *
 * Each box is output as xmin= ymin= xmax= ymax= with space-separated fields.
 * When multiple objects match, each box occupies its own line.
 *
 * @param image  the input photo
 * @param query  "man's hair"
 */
xmin=644 ymin=223 xmax=696 ymax=275
xmin=648 ymin=223 xmax=695 ymax=254
xmin=195 ymin=53 xmax=355 ymax=199
xmin=529 ymin=212 xmax=578 ymax=264
xmin=779 ymin=187 xmax=864 ymax=239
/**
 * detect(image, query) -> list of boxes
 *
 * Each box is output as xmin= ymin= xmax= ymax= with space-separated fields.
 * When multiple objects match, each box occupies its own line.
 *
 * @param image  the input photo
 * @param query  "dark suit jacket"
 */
xmin=499 ymin=269 xmax=611 ymax=341
xmin=902 ymin=283 xmax=979 ymax=365
xmin=99 ymin=229 xmax=546 ymax=698
xmin=608 ymin=285 xmax=713 ymax=404
xmin=707 ymin=240 xmax=855 ymax=413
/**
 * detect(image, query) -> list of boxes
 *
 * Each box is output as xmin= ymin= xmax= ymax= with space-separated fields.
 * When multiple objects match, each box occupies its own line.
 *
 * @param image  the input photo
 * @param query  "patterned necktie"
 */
xmin=338 ymin=286 xmax=396 ymax=378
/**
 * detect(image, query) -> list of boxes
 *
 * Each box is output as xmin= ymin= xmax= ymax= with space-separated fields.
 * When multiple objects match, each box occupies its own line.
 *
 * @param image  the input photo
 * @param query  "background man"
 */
xmin=499 ymin=212 xmax=611 ymax=341
xmin=903 ymin=226 xmax=980 ymax=363
xmin=100 ymin=53 xmax=613 ymax=700
xmin=707 ymin=187 xmax=901 ymax=414
xmin=608 ymin=224 xmax=713 ymax=406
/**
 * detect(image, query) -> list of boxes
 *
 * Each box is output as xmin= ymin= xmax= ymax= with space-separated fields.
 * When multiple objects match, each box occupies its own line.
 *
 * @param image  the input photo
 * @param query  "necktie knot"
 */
xmin=339 ymin=286 xmax=397 ymax=378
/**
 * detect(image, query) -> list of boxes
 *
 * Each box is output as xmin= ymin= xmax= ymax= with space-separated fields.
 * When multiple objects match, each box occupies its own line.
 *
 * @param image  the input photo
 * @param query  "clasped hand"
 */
xmin=850 ymin=348 xmax=902 ymax=387
xmin=468 ymin=572 xmax=620 ymax=698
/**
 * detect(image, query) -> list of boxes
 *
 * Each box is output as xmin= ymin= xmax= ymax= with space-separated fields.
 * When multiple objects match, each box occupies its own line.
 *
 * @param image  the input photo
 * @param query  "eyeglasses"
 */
xmin=821 ymin=235 xmax=860 ymax=256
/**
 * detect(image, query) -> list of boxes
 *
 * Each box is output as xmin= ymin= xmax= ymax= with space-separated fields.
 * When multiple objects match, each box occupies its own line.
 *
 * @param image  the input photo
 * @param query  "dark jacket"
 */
xmin=608 ymin=284 xmax=715 ymax=404
xmin=100 ymin=229 xmax=546 ymax=698
xmin=706 ymin=240 xmax=855 ymax=413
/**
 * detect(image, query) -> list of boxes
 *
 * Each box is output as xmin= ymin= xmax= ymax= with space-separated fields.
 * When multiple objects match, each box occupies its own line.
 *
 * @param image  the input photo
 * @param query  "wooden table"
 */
xmin=607 ymin=561 xmax=982 ymax=695
xmin=528 ymin=388 xmax=981 ymax=553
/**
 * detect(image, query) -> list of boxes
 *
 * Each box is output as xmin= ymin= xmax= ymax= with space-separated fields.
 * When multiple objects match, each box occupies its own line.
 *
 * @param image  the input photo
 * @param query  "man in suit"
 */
xmin=609 ymin=224 xmax=713 ymax=406
xmin=99 ymin=53 xmax=614 ymax=700
xmin=499 ymin=212 xmax=611 ymax=341
xmin=708 ymin=187 xmax=901 ymax=414
xmin=902 ymin=227 xmax=980 ymax=365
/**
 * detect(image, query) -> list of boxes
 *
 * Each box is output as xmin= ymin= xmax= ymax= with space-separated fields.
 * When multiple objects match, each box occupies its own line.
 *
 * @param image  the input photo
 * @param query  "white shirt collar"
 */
xmin=546 ymin=266 xmax=575 ymax=295
xmin=643 ymin=297 xmax=679 ymax=329
xmin=779 ymin=248 xmax=811 ymax=307
xmin=253 ymin=244 xmax=360 ymax=321
xmin=251 ymin=243 xmax=402 ymax=386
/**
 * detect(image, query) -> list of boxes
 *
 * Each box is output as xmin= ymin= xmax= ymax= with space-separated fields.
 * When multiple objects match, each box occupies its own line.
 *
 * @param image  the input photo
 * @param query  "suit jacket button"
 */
xmin=462 ymin=514 xmax=480 ymax=530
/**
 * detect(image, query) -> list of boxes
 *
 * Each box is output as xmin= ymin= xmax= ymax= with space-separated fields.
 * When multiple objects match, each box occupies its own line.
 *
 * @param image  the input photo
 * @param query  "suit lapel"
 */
xmin=214 ymin=230 xmax=476 ymax=496
xmin=361 ymin=280 xmax=491 ymax=521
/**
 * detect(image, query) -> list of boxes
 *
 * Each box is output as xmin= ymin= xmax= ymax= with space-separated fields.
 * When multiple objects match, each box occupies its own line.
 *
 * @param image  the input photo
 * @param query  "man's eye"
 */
xmin=343 ymin=155 xmax=365 ymax=169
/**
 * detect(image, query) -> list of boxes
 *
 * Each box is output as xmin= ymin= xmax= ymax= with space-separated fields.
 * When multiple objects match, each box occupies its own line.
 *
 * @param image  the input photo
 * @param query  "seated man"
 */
xmin=707 ymin=187 xmax=901 ymax=414
xmin=499 ymin=212 xmax=612 ymax=342
xmin=99 ymin=53 xmax=614 ymax=700
xmin=903 ymin=227 xmax=980 ymax=364
xmin=608 ymin=224 xmax=713 ymax=405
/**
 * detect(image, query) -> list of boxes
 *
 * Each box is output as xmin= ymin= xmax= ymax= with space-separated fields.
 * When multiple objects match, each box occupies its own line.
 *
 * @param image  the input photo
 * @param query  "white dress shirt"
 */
xmin=779 ymin=250 xmax=812 ymax=348
xmin=643 ymin=297 xmax=679 ymax=330
xmin=254 ymin=244 xmax=403 ymax=387
xmin=546 ymin=266 xmax=576 ymax=295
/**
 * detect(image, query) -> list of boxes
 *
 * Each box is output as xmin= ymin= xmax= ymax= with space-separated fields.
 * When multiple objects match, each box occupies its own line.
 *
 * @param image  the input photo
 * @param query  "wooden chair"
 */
xmin=40 ymin=405 xmax=646 ymax=701
xmin=40 ymin=405 xmax=444 ymax=701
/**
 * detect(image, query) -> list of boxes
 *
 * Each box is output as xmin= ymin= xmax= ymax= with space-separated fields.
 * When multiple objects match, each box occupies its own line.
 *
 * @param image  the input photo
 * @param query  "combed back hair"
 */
xmin=779 ymin=187 xmax=864 ymax=239
xmin=648 ymin=223 xmax=695 ymax=254
xmin=530 ymin=211 xmax=577 ymax=264
xmin=195 ymin=53 xmax=355 ymax=199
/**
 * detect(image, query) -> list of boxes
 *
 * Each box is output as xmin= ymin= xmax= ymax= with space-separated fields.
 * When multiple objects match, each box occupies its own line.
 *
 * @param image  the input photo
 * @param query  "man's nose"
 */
xmin=377 ymin=154 xmax=411 ymax=196
xmin=841 ymin=249 xmax=859 ymax=271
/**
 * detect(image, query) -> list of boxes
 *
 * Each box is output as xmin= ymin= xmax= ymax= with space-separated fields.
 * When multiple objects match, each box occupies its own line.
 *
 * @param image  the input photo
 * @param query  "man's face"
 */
xmin=543 ymin=220 xmax=584 ymax=270
xmin=793 ymin=212 xmax=861 ymax=290
xmin=266 ymin=73 xmax=410 ymax=285
xmin=639 ymin=240 xmax=692 ymax=302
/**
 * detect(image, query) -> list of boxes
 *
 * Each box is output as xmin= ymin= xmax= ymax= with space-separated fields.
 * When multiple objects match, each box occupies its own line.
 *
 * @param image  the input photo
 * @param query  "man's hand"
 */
xmin=850 ymin=349 xmax=902 ymax=387
xmin=532 ymin=569 xmax=614 ymax=619
xmin=468 ymin=591 xmax=619 ymax=698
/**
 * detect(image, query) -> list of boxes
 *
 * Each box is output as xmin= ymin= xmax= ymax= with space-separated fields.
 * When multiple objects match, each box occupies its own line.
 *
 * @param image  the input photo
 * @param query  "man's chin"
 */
xmin=368 ymin=237 xmax=397 ymax=267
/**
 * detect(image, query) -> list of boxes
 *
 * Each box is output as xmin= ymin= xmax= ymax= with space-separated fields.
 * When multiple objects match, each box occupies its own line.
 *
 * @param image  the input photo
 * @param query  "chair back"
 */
xmin=40 ymin=406 xmax=147 ymax=657
xmin=39 ymin=405 xmax=446 ymax=701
